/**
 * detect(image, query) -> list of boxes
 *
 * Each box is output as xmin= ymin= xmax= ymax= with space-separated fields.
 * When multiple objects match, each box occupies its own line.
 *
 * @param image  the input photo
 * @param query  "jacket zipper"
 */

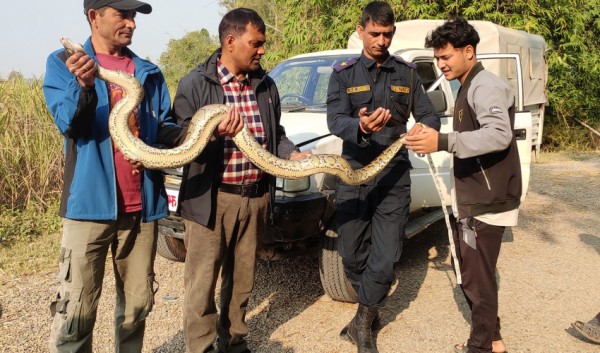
xmin=477 ymin=158 xmax=492 ymax=191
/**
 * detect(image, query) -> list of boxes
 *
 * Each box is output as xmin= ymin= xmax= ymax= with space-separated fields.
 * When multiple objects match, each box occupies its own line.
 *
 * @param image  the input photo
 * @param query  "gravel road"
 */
xmin=1 ymin=152 xmax=600 ymax=352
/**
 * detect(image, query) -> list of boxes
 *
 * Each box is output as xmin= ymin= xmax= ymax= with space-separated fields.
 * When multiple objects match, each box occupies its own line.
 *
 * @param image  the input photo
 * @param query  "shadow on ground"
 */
xmin=152 ymin=218 xmax=522 ymax=352
xmin=579 ymin=233 xmax=600 ymax=256
xmin=151 ymin=255 xmax=322 ymax=353
xmin=382 ymin=219 xmax=455 ymax=330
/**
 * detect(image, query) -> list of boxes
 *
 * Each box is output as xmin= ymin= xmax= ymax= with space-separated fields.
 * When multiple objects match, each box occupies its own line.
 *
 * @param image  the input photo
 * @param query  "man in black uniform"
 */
xmin=326 ymin=2 xmax=440 ymax=352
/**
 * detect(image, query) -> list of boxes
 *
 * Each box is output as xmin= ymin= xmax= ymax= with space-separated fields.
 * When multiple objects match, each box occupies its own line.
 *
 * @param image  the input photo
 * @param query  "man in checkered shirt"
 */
xmin=172 ymin=7 xmax=309 ymax=353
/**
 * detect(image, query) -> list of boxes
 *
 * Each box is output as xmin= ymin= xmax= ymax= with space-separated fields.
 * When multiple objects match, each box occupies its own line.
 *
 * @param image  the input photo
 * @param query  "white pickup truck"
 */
xmin=157 ymin=20 xmax=548 ymax=303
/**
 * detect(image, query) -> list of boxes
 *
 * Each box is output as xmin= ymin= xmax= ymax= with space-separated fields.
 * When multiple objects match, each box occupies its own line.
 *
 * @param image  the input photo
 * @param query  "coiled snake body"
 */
xmin=60 ymin=37 xmax=405 ymax=186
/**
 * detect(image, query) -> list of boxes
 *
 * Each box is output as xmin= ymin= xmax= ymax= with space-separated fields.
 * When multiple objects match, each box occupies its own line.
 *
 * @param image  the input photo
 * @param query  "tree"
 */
xmin=160 ymin=0 xmax=600 ymax=149
xmin=219 ymin=0 xmax=287 ymax=68
xmin=271 ymin=0 xmax=600 ymax=149
xmin=158 ymin=29 xmax=219 ymax=94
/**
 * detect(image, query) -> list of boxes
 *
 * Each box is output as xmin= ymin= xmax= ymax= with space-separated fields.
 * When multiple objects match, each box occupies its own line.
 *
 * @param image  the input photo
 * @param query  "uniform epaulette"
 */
xmin=393 ymin=56 xmax=417 ymax=70
xmin=333 ymin=57 xmax=359 ymax=72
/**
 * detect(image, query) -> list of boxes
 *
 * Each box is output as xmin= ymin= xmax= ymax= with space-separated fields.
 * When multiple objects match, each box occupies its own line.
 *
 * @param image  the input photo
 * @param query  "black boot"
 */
xmin=339 ymin=311 xmax=380 ymax=341
xmin=345 ymin=304 xmax=379 ymax=353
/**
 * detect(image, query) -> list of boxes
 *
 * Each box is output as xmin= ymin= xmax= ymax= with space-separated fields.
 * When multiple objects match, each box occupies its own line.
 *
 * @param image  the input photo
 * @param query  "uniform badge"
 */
xmin=347 ymin=85 xmax=371 ymax=94
xmin=333 ymin=57 xmax=358 ymax=72
xmin=391 ymin=85 xmax=410 ymax=93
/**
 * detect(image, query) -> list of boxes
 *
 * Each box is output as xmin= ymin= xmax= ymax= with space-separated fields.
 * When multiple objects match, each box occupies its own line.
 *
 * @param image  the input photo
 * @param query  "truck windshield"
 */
xmin=268 ymin=54 xmax=358 ymax=109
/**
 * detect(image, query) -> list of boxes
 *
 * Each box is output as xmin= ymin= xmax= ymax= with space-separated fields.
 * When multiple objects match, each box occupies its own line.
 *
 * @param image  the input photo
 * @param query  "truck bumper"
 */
xmin=158 ymin=192 xmax=332 ymax=247
xmin=264 ymin=193 xmax=331 ymax=247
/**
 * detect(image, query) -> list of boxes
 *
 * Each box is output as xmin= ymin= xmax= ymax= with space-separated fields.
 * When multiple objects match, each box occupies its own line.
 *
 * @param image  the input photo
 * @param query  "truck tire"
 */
xmin=156 ymin=233 xmax=186 ymax=262
xmin=318 ymin=229 xmax=357 ymax=303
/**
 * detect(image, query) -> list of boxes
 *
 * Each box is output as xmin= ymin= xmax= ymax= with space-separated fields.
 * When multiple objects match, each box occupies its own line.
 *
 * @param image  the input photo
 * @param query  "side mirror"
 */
xmin=427 ymin=90 xmax=447 ymax=114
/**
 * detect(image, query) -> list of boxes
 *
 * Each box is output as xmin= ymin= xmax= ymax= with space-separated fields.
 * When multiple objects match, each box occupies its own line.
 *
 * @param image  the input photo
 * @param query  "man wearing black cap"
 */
xmin=43 ymin=1 xmax=181 ymax=352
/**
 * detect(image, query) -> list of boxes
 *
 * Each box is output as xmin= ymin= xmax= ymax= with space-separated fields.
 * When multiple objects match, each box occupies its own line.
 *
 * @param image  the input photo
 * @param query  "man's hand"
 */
xmin=406 ymin=122 xmax=428 ymax=136
xmin=127 ymin=159 xmax=144 ymax=175
xmin=66 ymin=52 xmax=97 ymax=88
xmin=289 ymin=151 xmax=311 ymax=160
xmin=404 ymin=128 xmax=439 ymax=154
xmin=358 ymin=107 xmax=391 ymax=133
xmin=216 ymin=107 xmax=244 ymax=137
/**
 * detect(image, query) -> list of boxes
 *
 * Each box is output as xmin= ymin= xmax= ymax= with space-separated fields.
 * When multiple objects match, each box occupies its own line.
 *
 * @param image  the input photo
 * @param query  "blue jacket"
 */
xmin=43 ymin=37 xmax=179 ymax=222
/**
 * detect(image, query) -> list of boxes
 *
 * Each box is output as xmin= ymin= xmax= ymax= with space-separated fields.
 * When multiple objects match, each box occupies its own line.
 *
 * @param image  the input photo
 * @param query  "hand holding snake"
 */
xmin=60 ymin=37 xmax=405 ymax=186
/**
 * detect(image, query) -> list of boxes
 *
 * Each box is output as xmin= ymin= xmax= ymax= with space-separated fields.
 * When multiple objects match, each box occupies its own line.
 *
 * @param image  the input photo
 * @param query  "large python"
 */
xmin=60 ymin=37 xmax=406 ymax=186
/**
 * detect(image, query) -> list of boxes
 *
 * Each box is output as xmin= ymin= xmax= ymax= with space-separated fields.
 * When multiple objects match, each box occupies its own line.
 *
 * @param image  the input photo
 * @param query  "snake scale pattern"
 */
xmin=60 ymin=37 xmax=405 ymax=186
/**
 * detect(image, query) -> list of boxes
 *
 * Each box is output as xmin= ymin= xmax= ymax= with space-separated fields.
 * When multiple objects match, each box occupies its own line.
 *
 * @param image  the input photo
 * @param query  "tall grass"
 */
xmin=0 ymin=77 xmax=63 ymax=244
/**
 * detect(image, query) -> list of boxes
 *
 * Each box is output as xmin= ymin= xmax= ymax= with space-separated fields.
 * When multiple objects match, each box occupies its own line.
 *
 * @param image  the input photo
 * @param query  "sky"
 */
xmin=0 ymin=0 xmax=223 ymax=79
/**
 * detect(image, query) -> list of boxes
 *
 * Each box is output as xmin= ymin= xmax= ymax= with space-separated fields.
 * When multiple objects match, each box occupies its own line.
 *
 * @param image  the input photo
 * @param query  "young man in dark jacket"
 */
xmin=43 ymin=0 xmax=181 ymax=352
xmin=172 ymin=8 xmax=308 ymax=353
xmin=405 ymin=17 xmax=522 ymax=353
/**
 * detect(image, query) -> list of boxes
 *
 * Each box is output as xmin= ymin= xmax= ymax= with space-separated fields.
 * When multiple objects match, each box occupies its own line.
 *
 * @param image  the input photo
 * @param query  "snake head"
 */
xmin=60 ymin=37 xmax=86 ymax=56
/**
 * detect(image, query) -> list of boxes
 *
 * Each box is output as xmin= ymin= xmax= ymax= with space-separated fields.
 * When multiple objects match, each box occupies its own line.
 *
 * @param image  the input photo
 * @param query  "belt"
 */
xmin=219 ymin=182 xmax=265 ymax=198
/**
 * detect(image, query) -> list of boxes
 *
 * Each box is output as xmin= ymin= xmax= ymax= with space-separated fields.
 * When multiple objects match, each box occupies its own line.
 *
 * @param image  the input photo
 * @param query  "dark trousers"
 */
xmin=336 ymin=182 xmax=410 ymax=307
xmin=453 ymin=217 xmax=504 ymax=353
xmin=183 ymin=191 xmax=268 ymax=353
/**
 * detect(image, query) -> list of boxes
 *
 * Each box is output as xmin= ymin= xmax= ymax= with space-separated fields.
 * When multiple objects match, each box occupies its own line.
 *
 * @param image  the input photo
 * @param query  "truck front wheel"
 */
xmin=318 ymin=229 xmax=358 ymax=303
xmin=157 ymin=233 xmax=186 ymax=262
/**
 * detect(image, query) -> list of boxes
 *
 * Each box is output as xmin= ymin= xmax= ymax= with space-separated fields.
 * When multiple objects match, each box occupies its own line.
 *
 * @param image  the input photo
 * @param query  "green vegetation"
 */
xmin=0 ymin=77 xmax=63 ymax=226
xmin=0 ymin=210 xmax=61 ymax=276
xmin=158 ymin=29 xmax=220 ymax=97
xmin=1 ymin=1 xmax=599 ymax=274
xmin=159 ymin=0 xmax=599 ymax=149
xmin=0 ymin=77 xmax=63 ymax=272
xmin=281 ymin=0 xmax=599 ymax=150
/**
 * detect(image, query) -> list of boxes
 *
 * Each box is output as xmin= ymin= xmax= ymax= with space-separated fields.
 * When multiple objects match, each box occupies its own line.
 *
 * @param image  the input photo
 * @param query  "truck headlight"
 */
xmin=276 ymin=177 xmax=310 ymax=192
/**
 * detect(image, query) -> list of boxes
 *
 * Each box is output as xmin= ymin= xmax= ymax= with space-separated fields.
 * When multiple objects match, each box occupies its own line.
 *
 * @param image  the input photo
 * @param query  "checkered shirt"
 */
xmin=218 ymin=60 xmax=267 ymax=184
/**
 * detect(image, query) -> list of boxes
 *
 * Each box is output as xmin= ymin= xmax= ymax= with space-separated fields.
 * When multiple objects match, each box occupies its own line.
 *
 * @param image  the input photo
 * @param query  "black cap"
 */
xmin=83 ymin=0 xmax=152 ymax=14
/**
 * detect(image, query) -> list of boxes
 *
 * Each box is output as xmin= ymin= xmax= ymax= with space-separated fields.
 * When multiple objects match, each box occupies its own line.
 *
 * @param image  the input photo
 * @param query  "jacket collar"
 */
xmin=360 ymin=51 xmax=394 ymax=70
xmin=200 ymin=48 xmax=269 ymax=87
xmin=82 ymin=37 xmax=159 ymax=79
xmin=462 ymin=61 xmax=485 ymax=87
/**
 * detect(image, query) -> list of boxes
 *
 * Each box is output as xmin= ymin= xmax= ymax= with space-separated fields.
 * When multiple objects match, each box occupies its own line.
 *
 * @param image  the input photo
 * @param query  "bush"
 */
xmin=0 ymin=202 xmax=61 ymax=244
xmin=0 ymin=77 xmax=63 ymax=243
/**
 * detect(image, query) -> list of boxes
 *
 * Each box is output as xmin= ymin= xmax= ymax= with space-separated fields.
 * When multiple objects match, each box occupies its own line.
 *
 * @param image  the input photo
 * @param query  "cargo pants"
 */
xmin=49 ymin=212 xmax=158 ymax=353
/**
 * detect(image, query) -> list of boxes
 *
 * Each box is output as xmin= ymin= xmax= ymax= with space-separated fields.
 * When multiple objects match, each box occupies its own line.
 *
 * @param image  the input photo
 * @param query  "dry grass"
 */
xmin=0 ymin=231 xmax=60 ymax=277
xmin=537 ymin=150 xmax=600 ymax=164
xmin=0 ymin=77 xmax=63 ymax=245
xmin=0 ymin=77 xmax=63 ymax=210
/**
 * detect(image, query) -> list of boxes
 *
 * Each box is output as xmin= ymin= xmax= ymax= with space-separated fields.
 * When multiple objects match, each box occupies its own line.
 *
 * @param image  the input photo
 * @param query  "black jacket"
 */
xmin=326 ymin=53 xmax=440 ymax=186
xmin=173 ymin=49 xmax=297 ymax=226
xmin=453 ymin=62 xmax=522 ymax=217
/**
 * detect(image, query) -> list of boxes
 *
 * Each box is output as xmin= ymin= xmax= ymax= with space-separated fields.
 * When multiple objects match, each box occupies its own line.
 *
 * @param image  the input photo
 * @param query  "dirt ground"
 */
xmin=1 ymin=151 xmax=600 ymax=353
